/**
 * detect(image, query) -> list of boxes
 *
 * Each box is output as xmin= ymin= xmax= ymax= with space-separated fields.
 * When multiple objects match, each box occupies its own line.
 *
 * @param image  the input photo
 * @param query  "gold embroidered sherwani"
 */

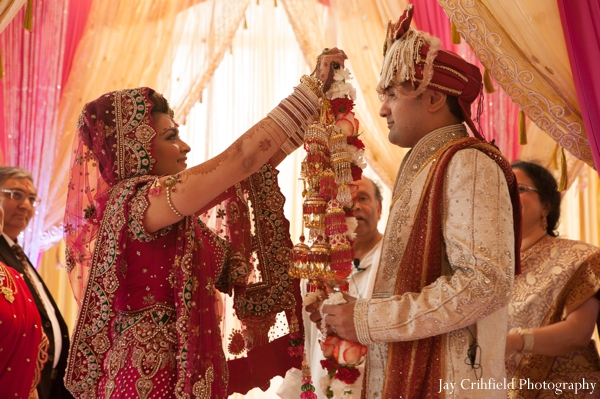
xmin=354 ymin=125 xmax=515 ymax=398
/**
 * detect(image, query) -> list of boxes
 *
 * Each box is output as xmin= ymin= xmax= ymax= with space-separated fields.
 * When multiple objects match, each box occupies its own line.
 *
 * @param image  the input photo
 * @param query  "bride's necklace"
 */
xmin=0 ymin=263 xmax=17 ymax=303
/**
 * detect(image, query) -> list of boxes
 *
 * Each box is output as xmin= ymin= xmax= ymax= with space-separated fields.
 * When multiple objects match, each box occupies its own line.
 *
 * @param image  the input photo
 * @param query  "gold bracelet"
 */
xmin=516 ymin=327 xmax=534 ymax=354
xmin=300 ymin=75 xmax=324 ymax=98
xmin=163 ymin=175 xmax=184 ymax=218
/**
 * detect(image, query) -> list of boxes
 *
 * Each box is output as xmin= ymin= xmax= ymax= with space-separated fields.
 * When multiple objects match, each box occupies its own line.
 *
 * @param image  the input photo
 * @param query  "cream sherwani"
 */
xmin=354 ymin=125 xmax=515 ymax=398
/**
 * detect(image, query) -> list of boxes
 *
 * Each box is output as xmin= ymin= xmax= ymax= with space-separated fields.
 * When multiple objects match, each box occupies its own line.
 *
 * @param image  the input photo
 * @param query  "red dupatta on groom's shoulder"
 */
xmin=381 ymin=137 xmax=521 ymax=398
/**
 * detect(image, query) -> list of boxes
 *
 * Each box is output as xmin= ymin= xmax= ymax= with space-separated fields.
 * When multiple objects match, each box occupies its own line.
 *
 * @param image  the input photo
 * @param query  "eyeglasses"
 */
xmin=1 ymin=189 xmax=41 ymax=207
xmin=517 ymin=184 xmax=539 ymax=195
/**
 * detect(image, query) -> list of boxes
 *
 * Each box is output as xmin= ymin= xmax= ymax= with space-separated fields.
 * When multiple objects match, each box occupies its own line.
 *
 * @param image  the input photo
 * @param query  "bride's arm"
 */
xmin=144 ymin=49 xmax=346 ymax=233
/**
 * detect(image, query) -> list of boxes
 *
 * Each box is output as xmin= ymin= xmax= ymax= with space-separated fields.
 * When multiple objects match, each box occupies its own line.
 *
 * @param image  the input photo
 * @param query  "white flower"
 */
xmin=303 ymin=289 xmax=324 ymax=306
xmin=343 ymin=391 xmax=356 ymax=399
xmin=328 ymin=82 xmax=357 ymax=101
xmin=345 ymin=217 xmax=357 ymax=240
xmin=323 ymin=292 xmax=346 ymax=305
xmin=330 ymin=379 xmax=347 ymax=398
xmin=319 ymin=374 xmax=332 ymax=396
xmin=326 ymin=68 xmax=357 ymax=101
xmin=346 ymin=146 xmax=366 ymax=169
xmin=333 ymin=68 xmax=352 ymax=82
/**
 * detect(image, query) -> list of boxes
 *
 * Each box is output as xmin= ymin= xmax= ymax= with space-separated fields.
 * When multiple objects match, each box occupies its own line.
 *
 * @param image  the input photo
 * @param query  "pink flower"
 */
xmin=333 ymin=340 xmax=367 ymax=366
xmin=320 ymin=335 xmax=341 ymax=358
xmin=334 ymin=112 xmax=359 ymax=137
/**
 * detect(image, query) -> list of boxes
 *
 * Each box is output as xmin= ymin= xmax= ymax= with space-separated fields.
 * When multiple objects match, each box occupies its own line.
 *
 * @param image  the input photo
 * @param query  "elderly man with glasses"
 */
xmin=0 ymin=166 xmax=73 ymax=399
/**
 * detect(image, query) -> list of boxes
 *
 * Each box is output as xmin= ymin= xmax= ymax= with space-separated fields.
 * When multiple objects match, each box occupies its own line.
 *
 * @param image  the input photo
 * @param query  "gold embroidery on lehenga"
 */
xmin=192 ymin=366 xmax=215 ymax=398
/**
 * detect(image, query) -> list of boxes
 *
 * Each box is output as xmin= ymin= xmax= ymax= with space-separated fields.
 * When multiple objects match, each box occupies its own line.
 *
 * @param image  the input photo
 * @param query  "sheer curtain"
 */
xmin=177 ymin=2 xmax=306 ymax=397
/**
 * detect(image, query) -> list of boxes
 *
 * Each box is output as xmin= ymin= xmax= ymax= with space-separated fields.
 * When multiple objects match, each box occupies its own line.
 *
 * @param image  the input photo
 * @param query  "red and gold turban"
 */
xmin=377 ymin=5 xmax=484 ymax=140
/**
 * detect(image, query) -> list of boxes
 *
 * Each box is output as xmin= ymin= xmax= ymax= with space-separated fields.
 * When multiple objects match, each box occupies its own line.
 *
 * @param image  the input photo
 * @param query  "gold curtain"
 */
xmin=438 ymin=0 xmax=594 ymax=169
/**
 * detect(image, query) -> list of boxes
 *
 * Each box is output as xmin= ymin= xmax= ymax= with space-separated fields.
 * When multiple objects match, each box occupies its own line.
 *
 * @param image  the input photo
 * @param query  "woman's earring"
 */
xmin=542 ymin=214 xmax=548 ymax=231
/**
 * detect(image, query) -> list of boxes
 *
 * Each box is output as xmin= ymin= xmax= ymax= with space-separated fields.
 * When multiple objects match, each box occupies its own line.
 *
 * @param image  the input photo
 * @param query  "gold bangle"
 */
xmin=516 ymin=327 xmax=534 ymax=354
xmin=300 ymin=75 xmax=324 ymax=98
xmin=163 ymin=175 xmax=184 ymax=218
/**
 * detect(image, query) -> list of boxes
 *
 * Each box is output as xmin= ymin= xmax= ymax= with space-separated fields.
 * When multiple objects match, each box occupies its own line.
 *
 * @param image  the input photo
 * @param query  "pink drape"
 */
xmin=0 ymin=0 xmax=92 ymax=261
xmin=558 ymin=0 xmax=600 ymax=173
xmin=410 ymin=0 xmax=520 ymax=161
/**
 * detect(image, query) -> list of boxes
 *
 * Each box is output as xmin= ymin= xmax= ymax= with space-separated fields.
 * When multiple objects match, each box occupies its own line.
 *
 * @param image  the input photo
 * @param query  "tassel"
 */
xmin=274 ymin=0 xmax=277 ymax=7
xmin=23 ymin=0 xmax=33 ymax=31
xmin=483 ymin=68 xmax=495 ymax=93
xmin=518 ymin=109 xmax=527 ymax=145
xmin=0 ymin=46 xmax=4 ymax=79
xmin=558 ymin=147 xmax=568 ymax=191
xmin=336 ymin=184 xmax=352 ymax=207
xmin=319 ymin=169 xmax=337 ymax=202
xmin=243 ymin=15 xmax=248 ymax=30
xmin=451 ymin=21 xmax=461 ymax=44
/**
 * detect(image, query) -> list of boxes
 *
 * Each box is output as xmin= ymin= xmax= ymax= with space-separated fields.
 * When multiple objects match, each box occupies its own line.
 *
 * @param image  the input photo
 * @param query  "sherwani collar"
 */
xmin=394 ymin=124 xmax=468 ymax=199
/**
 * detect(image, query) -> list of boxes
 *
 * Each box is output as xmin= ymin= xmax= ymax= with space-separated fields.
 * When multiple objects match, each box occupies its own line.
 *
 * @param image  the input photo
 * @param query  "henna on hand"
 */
xmin=313 ymin=48 xmax=348 ymax=93
xmin=179 ymin=119 xmax=284 ymax=178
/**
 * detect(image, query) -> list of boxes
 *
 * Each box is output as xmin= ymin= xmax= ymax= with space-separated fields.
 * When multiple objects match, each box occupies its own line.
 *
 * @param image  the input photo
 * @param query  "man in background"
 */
xmin=278 ymin=176 xmax=384 ymax=398
xmin=0 ymin=166 xmax=73 ymax=399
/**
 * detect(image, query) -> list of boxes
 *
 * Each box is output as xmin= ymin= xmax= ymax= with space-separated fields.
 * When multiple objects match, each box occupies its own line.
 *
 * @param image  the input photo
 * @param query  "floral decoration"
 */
xmin=289 ymin=67 xmax=367 ymax=399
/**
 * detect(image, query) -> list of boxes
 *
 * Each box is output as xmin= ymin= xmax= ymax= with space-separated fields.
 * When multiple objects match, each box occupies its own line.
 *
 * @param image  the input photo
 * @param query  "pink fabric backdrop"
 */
xmin=0 ymin=0 xmax=92 ymax=261
xmin=558 ymin=0 xmax=600 ymax=173
xmin=410 ymin=0 xmax=520 ymax=161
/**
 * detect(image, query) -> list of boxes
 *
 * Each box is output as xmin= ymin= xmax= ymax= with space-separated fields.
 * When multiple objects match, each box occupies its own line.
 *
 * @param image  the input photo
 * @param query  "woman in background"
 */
xmin=506 ymin=161 xmax=600 ymax=398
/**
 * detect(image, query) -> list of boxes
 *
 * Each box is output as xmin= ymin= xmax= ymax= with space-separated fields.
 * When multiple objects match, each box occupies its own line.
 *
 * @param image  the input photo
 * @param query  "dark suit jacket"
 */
xmin=0 ymin=236 xmax=74 ymax=399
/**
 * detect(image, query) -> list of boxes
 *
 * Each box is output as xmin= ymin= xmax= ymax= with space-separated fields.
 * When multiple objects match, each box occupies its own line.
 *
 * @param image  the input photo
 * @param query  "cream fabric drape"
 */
xmin=0 ymin=0 xmax=26 ymax=33
xmin=438 ymin=0 xmax=594 ymax=169
xmin=169 ymin=0 xmax=251 ymax=120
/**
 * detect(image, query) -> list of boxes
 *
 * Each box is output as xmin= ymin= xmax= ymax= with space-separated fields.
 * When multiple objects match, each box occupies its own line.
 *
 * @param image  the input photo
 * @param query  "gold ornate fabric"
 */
xmin=438 ymin=0 xmax=594 ymax=168
xmin=507 ymin=236 xmax=600 ymax=399
xmin=354 ymin=124 xmax=515 ymax=398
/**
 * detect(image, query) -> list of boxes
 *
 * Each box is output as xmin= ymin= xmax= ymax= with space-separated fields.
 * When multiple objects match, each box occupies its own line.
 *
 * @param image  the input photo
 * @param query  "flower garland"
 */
xmin=289 ymin=68 xmax=367 ymax=399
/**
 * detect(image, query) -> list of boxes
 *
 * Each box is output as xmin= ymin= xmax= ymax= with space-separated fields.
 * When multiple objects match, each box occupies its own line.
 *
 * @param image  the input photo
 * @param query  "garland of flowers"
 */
xmin=289 ymin=68 xmax=368 ymax=399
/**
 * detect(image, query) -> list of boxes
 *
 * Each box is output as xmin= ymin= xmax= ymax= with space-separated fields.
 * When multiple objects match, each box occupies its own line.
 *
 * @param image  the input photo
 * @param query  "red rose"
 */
xmin=346 ymin=136 xmax=365 ymax=150
xmin=330 ymin=98 xmax=355 ymax=115
xmin=334 ymin=366 xmax=361 ymax=384
xmin=320 ymin=358 xmax=337 ymax=371
xmin=351 ymin=164 xmax=363 ymax=182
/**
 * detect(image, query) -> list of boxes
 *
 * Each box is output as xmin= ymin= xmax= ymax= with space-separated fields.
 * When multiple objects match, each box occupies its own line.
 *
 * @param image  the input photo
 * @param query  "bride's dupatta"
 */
xmin=200 ymin=162 xmax=304 ymax=395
